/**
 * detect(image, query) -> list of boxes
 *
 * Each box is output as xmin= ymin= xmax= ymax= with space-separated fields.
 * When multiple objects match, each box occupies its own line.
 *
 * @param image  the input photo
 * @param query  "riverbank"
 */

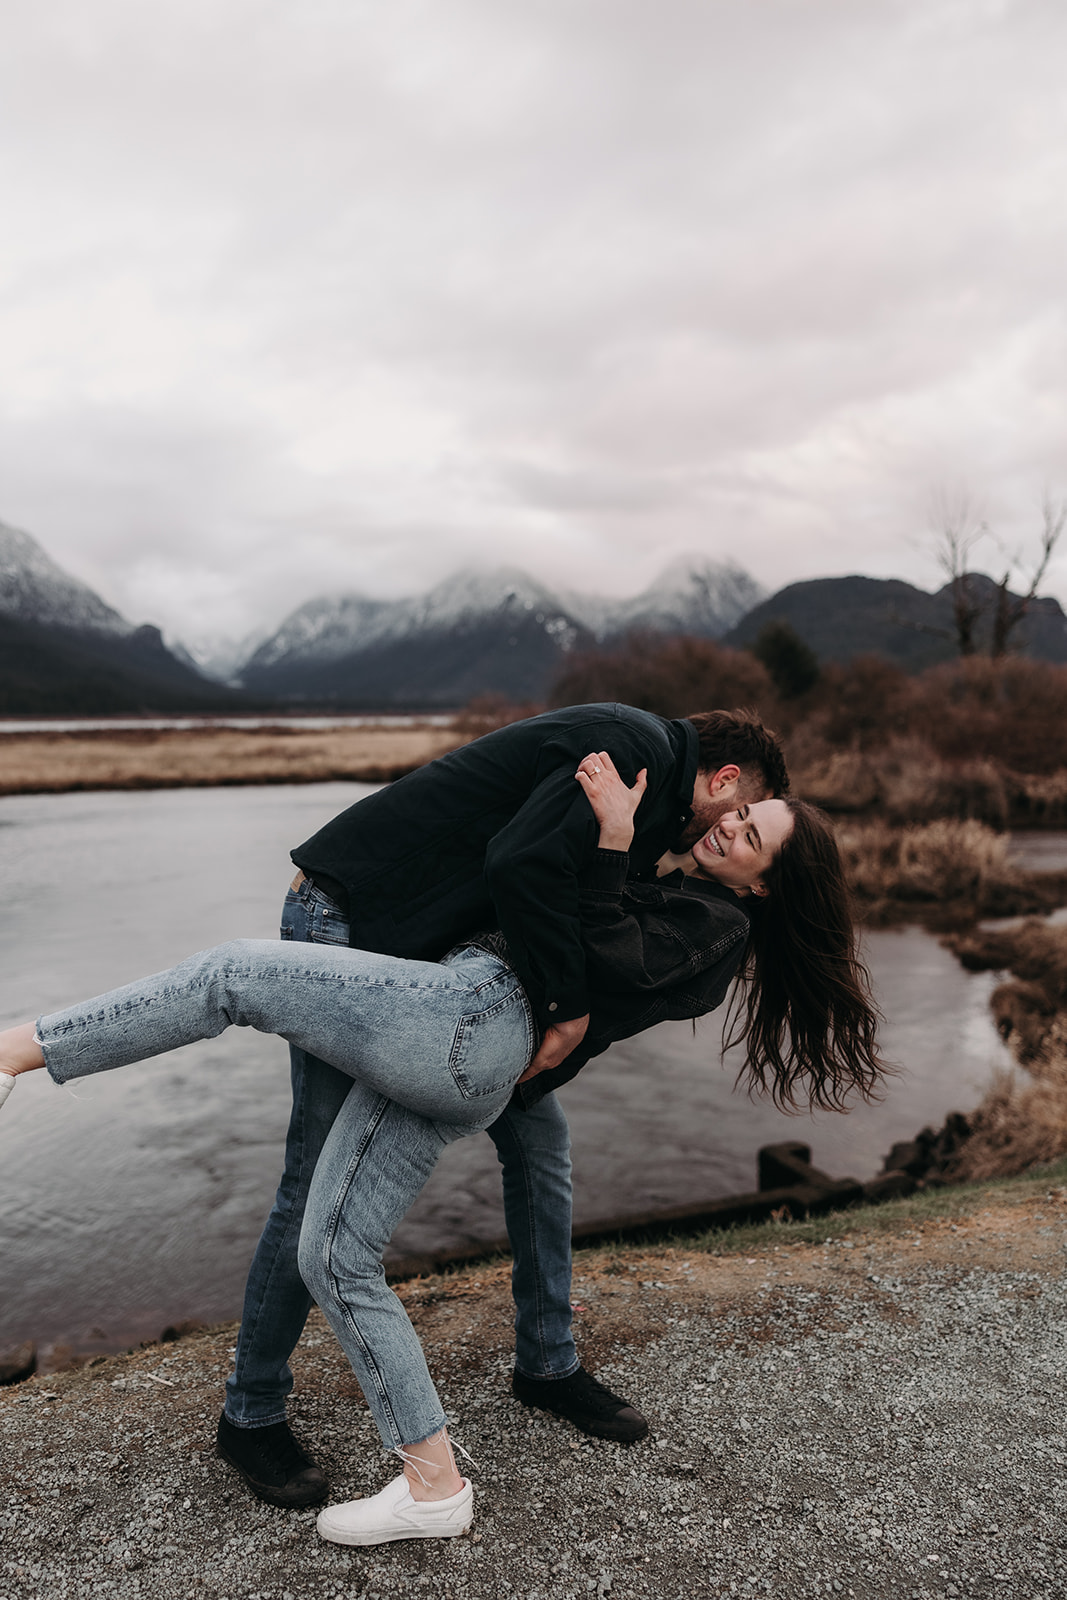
xmin=3 ymin=1165 xmax=1066 ymax=1600
xmin=0 ymin=724 xmax=461 ymax=794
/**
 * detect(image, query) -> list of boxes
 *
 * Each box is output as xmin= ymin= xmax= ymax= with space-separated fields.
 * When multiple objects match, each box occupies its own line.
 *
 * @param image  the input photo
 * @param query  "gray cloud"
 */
xmin=1 ymin=0 xmax=1065 ymax=648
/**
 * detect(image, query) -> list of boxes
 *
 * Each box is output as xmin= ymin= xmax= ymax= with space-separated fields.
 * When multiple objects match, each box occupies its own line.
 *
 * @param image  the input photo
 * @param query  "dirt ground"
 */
xmin=3 ymin=1180 xmax=1066 ymax=1599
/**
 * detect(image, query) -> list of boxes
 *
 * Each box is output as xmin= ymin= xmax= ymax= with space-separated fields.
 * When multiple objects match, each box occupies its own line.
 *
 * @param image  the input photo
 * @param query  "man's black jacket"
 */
xmin=291 ymin=702 xmax=701 ymax=1029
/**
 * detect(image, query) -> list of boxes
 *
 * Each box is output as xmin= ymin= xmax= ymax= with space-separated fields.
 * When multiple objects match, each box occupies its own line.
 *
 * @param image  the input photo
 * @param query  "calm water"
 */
xmin=0 ymin=785 xmax=1035 ymax=1359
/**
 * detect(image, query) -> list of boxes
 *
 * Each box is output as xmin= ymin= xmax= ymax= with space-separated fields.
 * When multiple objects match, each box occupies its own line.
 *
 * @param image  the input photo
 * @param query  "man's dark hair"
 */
xmin=687 ymin=709 xmax=789 ymax=797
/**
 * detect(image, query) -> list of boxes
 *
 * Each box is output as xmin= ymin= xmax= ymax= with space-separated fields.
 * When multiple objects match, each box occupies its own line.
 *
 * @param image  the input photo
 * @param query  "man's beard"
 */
xmin=673 ymin=794 xmax=740 ymax=854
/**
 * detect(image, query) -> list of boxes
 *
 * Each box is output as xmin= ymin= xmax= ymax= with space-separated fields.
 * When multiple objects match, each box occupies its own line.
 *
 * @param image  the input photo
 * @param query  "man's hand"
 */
xmin=518 ymin=1013 xmax=590 ymax=1083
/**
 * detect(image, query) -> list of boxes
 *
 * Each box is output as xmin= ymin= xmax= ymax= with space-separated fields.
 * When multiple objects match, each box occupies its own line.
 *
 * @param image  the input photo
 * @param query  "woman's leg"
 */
xmin=22 ymin=939 xmax=532 ymax=1127
xmin=225 ymin=879 xmax=355 ymax=1441
xmin=298 ymin=1079 xmax=473 ymax=1513
xmin=0 ymin=1023 xmax=44 ymax=1080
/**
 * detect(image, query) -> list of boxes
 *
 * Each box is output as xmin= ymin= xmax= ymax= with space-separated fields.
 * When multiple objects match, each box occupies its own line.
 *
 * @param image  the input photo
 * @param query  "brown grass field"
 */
xmin=0 ymin=723 xmax=463 ymax=795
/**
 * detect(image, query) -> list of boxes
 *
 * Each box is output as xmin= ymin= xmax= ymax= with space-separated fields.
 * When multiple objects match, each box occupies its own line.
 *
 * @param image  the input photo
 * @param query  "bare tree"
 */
xmin=932 ymin=488 xmax=986 ymax=656
xmin=990 ymin=493 xmax=1067 ymax=657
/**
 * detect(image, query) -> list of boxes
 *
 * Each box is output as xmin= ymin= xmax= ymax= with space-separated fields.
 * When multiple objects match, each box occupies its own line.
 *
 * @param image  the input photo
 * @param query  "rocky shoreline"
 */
xmin=0 ymin=1131 xmax=982 ymax=1386
xmin=2 ymin=1168 xmax=1066 ymax=1600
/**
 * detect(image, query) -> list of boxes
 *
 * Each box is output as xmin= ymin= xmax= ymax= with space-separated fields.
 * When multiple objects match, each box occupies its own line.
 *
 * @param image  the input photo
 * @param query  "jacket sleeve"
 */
xmin=575 ymin=851 xmax=750 ymax=993
xmin=483 ymin=718 xmax=684 ymax=1028
xmin=483 ymin=766 xmax=599 ymax=1026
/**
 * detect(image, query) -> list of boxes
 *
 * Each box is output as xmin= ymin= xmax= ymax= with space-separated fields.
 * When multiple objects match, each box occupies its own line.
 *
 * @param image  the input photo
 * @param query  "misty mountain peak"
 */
xmin=0 ymin=520 xmax=132 ymax=636
xmin=237 ymin=555 xmax=766 ymax=704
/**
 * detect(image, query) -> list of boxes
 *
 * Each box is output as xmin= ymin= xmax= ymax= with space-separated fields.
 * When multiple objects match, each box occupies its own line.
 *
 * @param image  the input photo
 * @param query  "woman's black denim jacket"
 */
xmin=470 ymin=847 xmax=751 ymax=1109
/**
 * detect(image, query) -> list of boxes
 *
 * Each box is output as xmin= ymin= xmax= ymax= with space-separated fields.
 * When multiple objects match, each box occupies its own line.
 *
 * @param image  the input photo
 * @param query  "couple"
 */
xmin=0 ymin=702 xmax=881 ymax=1548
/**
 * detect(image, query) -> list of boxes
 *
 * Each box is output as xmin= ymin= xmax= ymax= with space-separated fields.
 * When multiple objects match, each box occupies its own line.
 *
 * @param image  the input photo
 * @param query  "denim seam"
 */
xmin=314 ymin=1098 xmax=419 ymax=1449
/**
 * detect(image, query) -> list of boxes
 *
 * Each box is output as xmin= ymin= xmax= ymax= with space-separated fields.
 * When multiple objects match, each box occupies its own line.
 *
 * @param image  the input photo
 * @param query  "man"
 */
xmin=216 ymin=702 xmax=788 ymax=1506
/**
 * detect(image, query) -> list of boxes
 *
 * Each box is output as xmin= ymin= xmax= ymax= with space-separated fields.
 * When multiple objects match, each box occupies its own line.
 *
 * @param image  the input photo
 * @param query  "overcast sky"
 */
xmin=2 ymin=0 xmax=1065 ymax=651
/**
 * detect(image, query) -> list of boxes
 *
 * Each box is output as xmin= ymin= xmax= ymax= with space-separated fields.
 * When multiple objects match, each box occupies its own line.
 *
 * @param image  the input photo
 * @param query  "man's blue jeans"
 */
xmin=223 ymin=876 xmax=579 ymax=1429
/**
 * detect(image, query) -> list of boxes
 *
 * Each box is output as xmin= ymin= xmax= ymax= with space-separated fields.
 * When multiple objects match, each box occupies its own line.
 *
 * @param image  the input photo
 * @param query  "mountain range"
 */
xmin=3 ymin=518 xmax=1067 ymax=714
xmin=238 ymin=559 xmax=764 ymax=706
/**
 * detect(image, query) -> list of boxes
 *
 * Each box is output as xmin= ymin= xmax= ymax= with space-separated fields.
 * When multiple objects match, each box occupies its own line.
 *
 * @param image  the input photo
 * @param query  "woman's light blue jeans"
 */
xmin=36 ymin=935 xmax=535 ymax=1448
xmin=224 ymin=879 xmax=579 ymax=1445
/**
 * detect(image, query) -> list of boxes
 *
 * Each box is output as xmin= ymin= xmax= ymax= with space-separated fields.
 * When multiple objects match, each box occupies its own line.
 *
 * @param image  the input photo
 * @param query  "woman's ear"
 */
xmin=730 ymin=882 xmax=765 ymax=899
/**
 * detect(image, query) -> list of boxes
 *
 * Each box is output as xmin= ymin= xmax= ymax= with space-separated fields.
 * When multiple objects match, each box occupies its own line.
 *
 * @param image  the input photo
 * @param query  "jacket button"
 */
xmin=547 ymin=1002 xmax=558 ymax=1012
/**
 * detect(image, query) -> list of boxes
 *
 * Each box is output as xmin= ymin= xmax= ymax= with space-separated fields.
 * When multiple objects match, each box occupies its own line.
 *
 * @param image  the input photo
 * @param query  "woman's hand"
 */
xmin=575 ymin=751 xmax=648 ymax=852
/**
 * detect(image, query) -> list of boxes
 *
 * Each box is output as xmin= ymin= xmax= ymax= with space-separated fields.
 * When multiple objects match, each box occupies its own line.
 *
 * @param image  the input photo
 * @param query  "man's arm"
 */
xmin=483 ymin=764 xmax=600 ymax=1027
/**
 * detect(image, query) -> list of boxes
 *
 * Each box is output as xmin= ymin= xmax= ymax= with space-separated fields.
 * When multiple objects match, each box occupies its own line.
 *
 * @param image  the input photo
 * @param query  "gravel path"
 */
xmin=3 ymin=1183 xmax=1066 ymax=1600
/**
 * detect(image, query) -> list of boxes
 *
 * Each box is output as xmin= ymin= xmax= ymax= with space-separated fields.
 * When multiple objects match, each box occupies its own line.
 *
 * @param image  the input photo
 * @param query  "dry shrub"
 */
xmin=989 ymin=981 xmax=1059 ymax=1067
xmin=550 ymin=634 xmax=775 ymax=720
xmin=878 ymin=749 xmax=1009 ymax=828
xmin=545 ymin=632 xmax=1067 ymax=822
xmin=952 ymin=1061 xmax=1067 ymax=1182
xmin=790 ymin=748 xmax=883 ymax=813
xmin=911 ymin=657 xmax=1067 ymax=774
xmin=950 ymin=919 xmax=1067 ymax=1009
xmin=1007 ymin=769 xmax=1067 ymax=827
xmin=838 ymin=818 xmax=1012 ymax=905
xmin=804 ymin=656 xmax=915 ymax=750
xmin=947 ymin=924 xmax=1067 ymax=1180
xmin=792 ymin=736 xmax=1010 ymax=825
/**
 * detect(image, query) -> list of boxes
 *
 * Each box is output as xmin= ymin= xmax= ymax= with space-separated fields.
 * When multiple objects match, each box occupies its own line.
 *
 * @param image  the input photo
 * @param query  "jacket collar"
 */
xmin=668 ymin=717 xmax=700 ymax=852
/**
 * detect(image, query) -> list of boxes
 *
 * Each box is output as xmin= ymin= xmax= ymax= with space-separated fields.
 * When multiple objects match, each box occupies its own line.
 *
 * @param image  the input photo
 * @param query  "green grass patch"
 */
xmin=572 ymin=1155 xmax=1067 ymax=1265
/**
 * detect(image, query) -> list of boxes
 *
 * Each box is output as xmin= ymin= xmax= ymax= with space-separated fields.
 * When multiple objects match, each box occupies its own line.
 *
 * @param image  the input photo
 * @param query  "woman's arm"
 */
xmin=573 ymin=751 xmax=749 ymax=994
xmin=574 ymin=749 xmax=647 ymax=851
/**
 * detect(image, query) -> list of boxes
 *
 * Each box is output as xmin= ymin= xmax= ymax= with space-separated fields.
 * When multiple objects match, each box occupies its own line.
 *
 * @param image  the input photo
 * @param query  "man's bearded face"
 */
xmin=675 ymin=775 xmax=769 ymax=853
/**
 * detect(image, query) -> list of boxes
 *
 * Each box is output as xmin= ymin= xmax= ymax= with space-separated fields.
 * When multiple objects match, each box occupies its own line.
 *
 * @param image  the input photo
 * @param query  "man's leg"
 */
xmin=223 ymin=1047 xmax=352 ymax=1425
xmin=218 ymin=876 xmax=351 ymax=1506
xmin=486 ymin=1095 xmax=649 ymax=1442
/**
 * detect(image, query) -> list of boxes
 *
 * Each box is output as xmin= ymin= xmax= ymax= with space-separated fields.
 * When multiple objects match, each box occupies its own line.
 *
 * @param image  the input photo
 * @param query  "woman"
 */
xmin=0 ymin=754 xmax=880 ymax=1547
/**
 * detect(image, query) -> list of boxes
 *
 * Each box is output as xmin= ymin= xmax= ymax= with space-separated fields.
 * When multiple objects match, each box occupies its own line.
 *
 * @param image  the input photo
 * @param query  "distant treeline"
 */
xmin=530 ymin=627 xmax=1067 ymax=827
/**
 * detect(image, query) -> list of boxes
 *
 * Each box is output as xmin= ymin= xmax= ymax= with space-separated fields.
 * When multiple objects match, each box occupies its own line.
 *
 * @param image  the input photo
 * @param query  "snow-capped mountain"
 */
xmin=238 ymin=557 xmax=764 ymax=706
xmin=564 ymin=557 xmax=764 ymax=640
xmin=0 ymin=521 xmax=133 ymax=635
xmin=0 ymin=520 xmax=241 ymax=714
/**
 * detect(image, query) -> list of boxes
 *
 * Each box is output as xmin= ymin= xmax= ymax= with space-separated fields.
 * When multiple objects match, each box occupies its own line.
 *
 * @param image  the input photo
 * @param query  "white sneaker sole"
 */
xmin=317 ymin=1476 xmax=474 ymax=1547
xmin=317 ymin=1517 xmax=472 ymax=1547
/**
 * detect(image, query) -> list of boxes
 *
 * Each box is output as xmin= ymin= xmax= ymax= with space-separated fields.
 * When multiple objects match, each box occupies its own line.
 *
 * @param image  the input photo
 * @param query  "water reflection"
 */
xmin=0 ymin=785 xmax=1027 ymax=1356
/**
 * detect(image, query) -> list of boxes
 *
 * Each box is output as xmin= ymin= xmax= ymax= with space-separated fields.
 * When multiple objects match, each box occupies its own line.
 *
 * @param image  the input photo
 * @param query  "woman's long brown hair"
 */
xmin=725 ymin=799 xmax=884 ymax=1112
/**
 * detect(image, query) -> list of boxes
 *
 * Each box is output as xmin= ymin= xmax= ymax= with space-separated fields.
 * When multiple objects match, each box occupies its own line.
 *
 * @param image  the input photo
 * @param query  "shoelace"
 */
xmin=251 ymin=1425 xmax=311 ymax=1475
xmin=560 ymin=1369 xmax=623 ymax=1412
xmin=392 ymin=1429 xmax=475 ymax=1489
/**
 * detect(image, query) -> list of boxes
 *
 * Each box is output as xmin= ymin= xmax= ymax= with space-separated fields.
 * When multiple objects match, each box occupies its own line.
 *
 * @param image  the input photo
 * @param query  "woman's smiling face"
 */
xmin=689 ymin=799 xmax=794 ymax=896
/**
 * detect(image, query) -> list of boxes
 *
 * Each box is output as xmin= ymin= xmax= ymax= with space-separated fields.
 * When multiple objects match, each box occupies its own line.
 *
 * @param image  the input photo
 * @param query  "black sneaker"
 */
xmin=216 ymin=1412 xmax=328 ymax=1508
xmin=511 ymin=1366 xmax=649 ymax=1443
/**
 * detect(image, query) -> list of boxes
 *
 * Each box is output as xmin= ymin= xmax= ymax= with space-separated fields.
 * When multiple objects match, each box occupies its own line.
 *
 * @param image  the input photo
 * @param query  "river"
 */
xmin=0 ymin=783 xmax=1035 ymax=1361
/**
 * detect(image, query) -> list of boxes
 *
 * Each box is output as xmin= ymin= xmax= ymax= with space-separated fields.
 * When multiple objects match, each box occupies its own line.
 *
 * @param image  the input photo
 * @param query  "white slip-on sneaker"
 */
xmin=317 ymin=1474 xmax=473 ymax=1547
xmin=0 ymin=1073 xmax=16 ymax=1114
